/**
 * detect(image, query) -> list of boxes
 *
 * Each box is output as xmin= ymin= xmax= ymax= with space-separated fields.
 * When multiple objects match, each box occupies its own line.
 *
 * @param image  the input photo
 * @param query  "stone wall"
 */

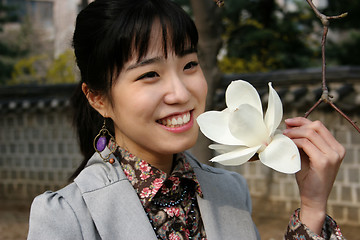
xmin=0 ymin=106 xmax=82 ymax=206
xmin=0 ymin=84 xmax=81 ymax=206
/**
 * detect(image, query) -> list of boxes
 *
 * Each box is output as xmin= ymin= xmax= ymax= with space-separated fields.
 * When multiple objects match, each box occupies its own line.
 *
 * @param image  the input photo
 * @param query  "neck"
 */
xmin=131 ymin=151 xmax=173 ymax=175
xmin=147 ymin=155 xmax=173 ymax=176
xmin=114 ymin=136 xmax=174 ymax=175
xmin=124 ymin=147 xmax=174 ymax=175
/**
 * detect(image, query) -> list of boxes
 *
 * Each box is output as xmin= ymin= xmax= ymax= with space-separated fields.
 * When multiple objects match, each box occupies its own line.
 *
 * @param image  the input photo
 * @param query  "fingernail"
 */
xmin=285 ymin=118 xmax=294 ymax=123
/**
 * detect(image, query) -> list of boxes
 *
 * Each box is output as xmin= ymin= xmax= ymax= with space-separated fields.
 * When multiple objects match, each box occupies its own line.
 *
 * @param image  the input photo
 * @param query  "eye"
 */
xmin=137 ymin=71 xmax=159 ymax=80
xmin=184 ymin=61 xmax=199 ymax=71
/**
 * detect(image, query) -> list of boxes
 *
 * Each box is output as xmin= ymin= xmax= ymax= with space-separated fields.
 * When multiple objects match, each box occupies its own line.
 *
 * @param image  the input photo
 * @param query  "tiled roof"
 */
xmin=0 ymin=84 xmax=74 ymax=113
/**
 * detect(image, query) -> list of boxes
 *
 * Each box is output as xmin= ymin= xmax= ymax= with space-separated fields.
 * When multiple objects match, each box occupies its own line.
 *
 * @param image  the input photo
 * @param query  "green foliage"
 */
xmin=327 ymin=31 xmax=360 ymax=66
xmin=1 ymin=1 xmax=77 ymax=86
xmin=218 ymin=55 xmax=273 ymax=73
xmin=46 ymin=50 xmax=77 ymax=84
xmin=0 ymin=3 xmax=33 ymax=85
xmin=0 ymin=3 xmax=20 ymax=84
xmin=0 ymin=60 xmax=13 ymax=85
xmin=9 ymin=50 xmax=77 ymax=85
xmin=176 ymin=0 xmax=320 ymax=73
xmin=322 ymin=1 xmax=360 ymax=66
xmin=10 ymin=54 xmax=49 ymax=85
xmin=220 ymin=0 xmax=318 ymax=73
xmin=0 ymin=3 xmax=18 ymax=29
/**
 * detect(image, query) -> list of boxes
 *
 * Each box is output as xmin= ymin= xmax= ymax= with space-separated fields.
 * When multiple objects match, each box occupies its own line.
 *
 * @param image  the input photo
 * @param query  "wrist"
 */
xmin=299 ymin=204 xmax=326 ymax=235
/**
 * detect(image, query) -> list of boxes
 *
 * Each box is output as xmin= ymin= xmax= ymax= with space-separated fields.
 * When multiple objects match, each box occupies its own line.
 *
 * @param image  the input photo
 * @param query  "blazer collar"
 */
xmin=186 ymin=152 xmax=258 ymax=239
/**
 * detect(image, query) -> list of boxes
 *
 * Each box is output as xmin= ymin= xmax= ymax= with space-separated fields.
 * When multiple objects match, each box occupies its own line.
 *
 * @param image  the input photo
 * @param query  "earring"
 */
xmin=93 ymin=118 xmax=116 ymax=164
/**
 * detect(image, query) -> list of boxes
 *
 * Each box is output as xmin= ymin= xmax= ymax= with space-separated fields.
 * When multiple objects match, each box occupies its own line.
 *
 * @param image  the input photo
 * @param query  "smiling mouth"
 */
xmin=157 ymin=111 xmax=191 ymax=128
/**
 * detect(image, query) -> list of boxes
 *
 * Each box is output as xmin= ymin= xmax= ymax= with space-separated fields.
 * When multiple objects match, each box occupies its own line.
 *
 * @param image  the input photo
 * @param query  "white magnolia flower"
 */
xmin=197 ymin=80 xmax=300 ymax=174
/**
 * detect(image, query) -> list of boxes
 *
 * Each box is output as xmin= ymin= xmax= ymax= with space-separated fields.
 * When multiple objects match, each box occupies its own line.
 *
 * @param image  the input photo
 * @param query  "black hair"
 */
xmin=70 ymin=0 xmax=199 ymax=180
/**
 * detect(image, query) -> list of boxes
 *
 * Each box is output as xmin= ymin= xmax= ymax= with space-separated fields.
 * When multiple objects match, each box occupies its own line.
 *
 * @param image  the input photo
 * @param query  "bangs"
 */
xmin=106 ymin=0 xmax=198 ymax=83
xmin=130 ymin=1 xmax=199 ymax=61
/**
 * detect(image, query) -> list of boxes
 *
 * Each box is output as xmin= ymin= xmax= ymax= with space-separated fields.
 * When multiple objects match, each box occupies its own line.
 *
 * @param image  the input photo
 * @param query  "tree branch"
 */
xmin=304 ymin=98 xmax=323 ymax=118
xmin=328 ymin=101 xmax=360 ymax=132
xmin=303 ymin=1 xmax=359 ymax=133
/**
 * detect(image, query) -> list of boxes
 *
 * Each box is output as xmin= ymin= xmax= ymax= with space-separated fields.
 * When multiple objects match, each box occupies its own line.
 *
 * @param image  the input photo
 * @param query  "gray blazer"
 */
xmin=27 ymin=149 xmax=260 ymax=240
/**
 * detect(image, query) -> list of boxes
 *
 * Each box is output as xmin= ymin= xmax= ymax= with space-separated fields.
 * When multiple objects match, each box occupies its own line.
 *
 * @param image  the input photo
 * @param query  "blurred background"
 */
xmin=0 ymin=0 xmax=360 ymax=239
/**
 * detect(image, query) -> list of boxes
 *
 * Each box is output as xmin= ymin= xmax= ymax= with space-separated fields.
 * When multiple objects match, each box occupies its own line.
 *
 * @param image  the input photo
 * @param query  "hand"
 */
xmin=283 ymin=117 xmax=345 ymax=235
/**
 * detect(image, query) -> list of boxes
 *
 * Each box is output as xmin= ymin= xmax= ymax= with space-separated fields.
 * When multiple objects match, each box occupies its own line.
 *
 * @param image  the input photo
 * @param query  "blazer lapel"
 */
xmin=75 ymin=149 xmax=157 ymax=240
xmin=188 ymin=155 xmax=258 ymax=240
xmin=196 ymin=194 xmax=257 ymax=240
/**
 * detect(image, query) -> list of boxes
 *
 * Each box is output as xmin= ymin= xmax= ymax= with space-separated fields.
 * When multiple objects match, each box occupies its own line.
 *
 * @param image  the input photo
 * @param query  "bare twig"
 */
xmin=328 ymin=101 xmax=360 ymax=132
xmin=213 ymin=0 xmax=224 ymax=7
xmin=304 ymin=98 xmax=323 ymax=117
xmin=303 ymin=1 xmax=360 ymax=133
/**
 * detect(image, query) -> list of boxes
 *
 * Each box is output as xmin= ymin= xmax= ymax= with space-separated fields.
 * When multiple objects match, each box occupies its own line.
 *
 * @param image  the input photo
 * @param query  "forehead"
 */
xmin=129 ymin=19 xmax=193 ymax=64
xmin=139 ymin=20 xmax=165 ymax=57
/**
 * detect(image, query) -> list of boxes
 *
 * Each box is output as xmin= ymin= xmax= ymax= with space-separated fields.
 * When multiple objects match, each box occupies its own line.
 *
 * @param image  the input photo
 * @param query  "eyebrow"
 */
xmin=178 ymin=48 xmax=197 ymax=57
xmin=126 ymin=56 xmax=163 ymax=71
xmin=126 ymin=48 xmax=197 ymax=71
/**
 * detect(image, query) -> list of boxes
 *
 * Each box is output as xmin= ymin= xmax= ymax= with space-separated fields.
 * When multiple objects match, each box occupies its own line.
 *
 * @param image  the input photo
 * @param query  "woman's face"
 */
xmin=105 ymin=30 xmax=208 ymax=166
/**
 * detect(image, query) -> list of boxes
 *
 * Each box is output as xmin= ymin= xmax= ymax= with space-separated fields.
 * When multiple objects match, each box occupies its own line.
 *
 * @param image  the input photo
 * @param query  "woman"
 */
xmin=27 ymin=0 xmax=346 ymax=239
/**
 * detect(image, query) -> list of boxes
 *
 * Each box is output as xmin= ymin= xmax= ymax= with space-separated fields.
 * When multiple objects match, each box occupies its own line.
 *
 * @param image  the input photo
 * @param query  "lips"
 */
xmin=157 ymin=112 xmax=191 ymax=128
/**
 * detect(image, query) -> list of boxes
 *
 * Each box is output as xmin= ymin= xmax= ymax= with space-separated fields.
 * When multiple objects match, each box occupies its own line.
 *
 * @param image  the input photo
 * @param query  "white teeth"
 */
xmin=178 ymin=117 xmax=183 ymax=125
xmin=159 ymin=112 xmax=191 ymax=128
xmin=185 ymin=113 xmax=190 ymax=123
xmin=182 ymin=114 xmax=187 ymax=124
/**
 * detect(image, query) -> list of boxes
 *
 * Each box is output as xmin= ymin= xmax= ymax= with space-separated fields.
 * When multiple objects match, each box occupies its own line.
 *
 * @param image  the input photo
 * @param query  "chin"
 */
xmin=174 ymin=132 xmax=199 ymax=153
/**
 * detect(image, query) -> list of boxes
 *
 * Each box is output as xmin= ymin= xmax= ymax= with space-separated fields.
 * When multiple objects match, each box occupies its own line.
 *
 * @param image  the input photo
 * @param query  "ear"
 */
xmin=82 ymin=83 xmax=110 ymax=117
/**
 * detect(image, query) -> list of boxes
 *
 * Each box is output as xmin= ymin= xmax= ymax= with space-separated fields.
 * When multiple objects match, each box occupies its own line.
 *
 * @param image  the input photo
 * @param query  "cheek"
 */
xmin=202 ymin=79 xmax=208 ymax=99
xmin=195 ymin=77 xmax=208 ymax=106
xmin=116 ymin=88 xmax=160 ymax=120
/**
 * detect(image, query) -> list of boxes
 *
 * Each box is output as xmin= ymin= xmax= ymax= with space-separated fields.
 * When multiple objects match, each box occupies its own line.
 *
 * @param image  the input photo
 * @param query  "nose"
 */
xmin=163 ymin=73 xmax=191 ymax=105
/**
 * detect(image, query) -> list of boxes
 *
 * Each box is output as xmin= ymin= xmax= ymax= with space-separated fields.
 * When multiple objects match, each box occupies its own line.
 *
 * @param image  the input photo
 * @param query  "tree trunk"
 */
xmin=189 ymin=0 xmax=223 ymax=164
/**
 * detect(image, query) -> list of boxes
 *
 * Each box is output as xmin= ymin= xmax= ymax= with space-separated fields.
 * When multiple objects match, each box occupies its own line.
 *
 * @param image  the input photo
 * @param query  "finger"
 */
xmin=308 ymin=120 xmax=345 ymax=159
xmin=284 ymin=125 xmax=344 ymax=167
xmin=285 ymin=117 xmax=345 ymax=159
xmin=284 ymin=117 xmax=312 ymax=127
xmin=285 ymin=118 xmax=335 ymax=147
xmin=283 ymin=125 xmax=334 ymax=157
xmin=291 ymin=138 xmax=337 ymax=169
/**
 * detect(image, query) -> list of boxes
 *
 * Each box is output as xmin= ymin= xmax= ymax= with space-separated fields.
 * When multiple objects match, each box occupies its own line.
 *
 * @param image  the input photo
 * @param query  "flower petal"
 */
xmin=226 ymin=80 xmax=263 ymax=116
xmin=209 ymin=144 xmax=240 ymax=154
xmin=259 ymin=134 xmax=301 ymax=174
xmin=197 ymin=110 xmax=246 ymax=145
xmin=229 ymin=104 xmax=269 ymax=147
xmin=210 ymin=145 xmax=261 ymax=166
xmin=264 ymin=82 xmax=283 ymax=136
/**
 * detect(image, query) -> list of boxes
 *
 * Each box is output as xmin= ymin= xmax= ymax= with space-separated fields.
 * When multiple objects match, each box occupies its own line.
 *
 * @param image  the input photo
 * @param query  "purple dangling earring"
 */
xmin=93 ymin=118 xmax=116 ymax=164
